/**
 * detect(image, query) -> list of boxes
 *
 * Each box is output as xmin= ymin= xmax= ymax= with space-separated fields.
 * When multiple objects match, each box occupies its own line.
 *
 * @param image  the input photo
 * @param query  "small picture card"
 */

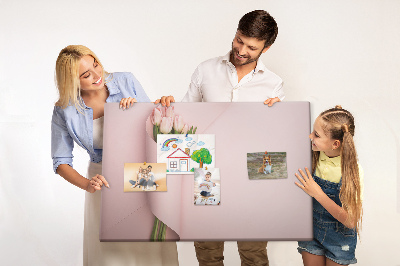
xmin=194 ymin=168 xmax=220 ymax=206
xmin=247 ymin=151 xmax=288 ymax=180
xmin=157 ymin=134 xmax=215 ymax=174
xmin=124 ymin=163 xmax=167 ymax=192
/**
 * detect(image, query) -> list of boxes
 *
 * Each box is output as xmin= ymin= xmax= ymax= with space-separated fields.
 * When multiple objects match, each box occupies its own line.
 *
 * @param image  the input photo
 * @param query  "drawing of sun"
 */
xmin=172 ymin=144 xmax=177 ymax=148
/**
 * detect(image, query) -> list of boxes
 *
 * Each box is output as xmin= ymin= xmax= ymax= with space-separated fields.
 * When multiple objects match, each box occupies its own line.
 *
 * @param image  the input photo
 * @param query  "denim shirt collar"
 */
xmin=105 ymin=73 xmax=121 ymax=97
xmin=76 ymin=73 xmax=120 ymax=113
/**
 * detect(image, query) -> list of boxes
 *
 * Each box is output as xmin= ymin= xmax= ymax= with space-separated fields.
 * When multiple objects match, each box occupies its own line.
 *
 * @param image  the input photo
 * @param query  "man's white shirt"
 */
xmin=182 ymin=52 xmax=284 ymax=102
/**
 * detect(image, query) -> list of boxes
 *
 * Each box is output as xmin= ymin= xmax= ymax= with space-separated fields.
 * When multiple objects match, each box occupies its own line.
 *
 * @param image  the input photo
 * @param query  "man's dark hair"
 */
xmin=238 ymin=10 xmax=278 ymax=48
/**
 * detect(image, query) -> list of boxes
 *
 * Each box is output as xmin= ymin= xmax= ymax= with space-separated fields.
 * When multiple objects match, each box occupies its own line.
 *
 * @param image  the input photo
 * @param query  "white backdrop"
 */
xmin=1 ymin=0 xmax=399 ymax=265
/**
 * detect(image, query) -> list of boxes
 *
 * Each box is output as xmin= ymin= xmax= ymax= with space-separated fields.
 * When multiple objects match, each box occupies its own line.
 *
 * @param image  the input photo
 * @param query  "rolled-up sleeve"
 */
xmin=182 ymin=66 xmax=203 ymax=102
xmin=51 ymin=106 xmax=74 ymax=173
xmin=272 ymin=80 xmax=285 ymax=101
xmin=128 ymin=72 xmax=151 ymax=103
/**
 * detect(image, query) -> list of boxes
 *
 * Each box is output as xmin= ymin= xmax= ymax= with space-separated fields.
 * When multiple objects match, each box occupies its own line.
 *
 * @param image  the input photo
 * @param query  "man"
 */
xmin=157 ymin=10 xmax=283 ymax=266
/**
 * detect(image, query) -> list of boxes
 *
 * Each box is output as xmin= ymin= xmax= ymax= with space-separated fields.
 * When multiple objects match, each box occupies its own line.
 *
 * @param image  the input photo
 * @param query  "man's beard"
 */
xmin=230 ymin=46 xmax=263 ymax=66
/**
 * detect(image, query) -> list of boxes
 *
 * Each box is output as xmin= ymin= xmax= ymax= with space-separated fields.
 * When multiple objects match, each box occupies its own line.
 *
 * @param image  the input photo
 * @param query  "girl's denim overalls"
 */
xmin=298 ymin=174 xmax=357 ymax=265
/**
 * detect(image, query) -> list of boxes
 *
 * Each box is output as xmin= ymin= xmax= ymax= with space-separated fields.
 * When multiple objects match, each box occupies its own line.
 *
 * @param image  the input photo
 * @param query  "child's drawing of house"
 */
xmin=167 ymin=148 xmax=191 ymax=172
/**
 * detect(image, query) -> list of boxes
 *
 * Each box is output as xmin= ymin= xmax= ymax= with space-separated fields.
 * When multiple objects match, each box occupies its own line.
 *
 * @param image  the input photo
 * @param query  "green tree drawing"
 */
xmin=191 ymin=148 xmax=212 ymax=168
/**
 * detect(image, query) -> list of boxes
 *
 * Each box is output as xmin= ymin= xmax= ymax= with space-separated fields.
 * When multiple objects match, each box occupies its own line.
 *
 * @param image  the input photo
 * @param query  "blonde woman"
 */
xmin=51 ymin=45 xmax=178 ymax=265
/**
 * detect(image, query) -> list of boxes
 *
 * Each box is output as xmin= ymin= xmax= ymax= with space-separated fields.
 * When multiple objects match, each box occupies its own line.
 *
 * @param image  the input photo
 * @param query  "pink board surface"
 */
xmin=100 ymin=102 xmax=312 ymax=241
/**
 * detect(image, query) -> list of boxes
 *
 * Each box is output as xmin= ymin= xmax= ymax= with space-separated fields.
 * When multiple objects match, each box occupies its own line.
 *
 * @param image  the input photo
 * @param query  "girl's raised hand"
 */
xmin=119 ymin=97 xmax=137 ymax=110
xmin=86 ymin=174 xmax=110 ymax=193
xmin=295 ymin=167 xmax=324 ymax=198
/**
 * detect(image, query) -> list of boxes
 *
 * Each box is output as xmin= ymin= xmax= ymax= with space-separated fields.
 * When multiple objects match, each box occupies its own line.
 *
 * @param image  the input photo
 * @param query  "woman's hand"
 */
xmin=119 ymin=97 xmax=137 ymax=110
xmin=154 ymin=96 xmax=175 ymax=107
xmin=295 ymin=167 xmax=324 ymax=198
xmin=86 ymin=174 xmax=110 ymax=193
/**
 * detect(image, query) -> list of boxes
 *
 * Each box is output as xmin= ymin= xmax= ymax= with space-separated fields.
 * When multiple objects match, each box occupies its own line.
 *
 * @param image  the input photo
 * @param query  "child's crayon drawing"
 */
xmin=157 ymin=134 xmax=215 ymax=174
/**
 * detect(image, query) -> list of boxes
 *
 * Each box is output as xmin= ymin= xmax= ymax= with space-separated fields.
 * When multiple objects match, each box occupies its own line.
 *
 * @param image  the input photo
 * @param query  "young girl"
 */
xmin=138 ymin=168 xmax=148 ymax=190
xmin=295 ymin=105 xmax=363 ymax=266
xmin=130 ymin=166 xmax=143 ymax=188
xmin=51 ymin=45 xmax=177 ymax=265
xmin=199 ymin=172 xmax=216 ymax=197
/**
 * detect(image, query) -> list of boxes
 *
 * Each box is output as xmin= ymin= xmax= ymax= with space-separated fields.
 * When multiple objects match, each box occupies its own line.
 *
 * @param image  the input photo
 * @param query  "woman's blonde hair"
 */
xmin=55 ymin=45 xmax=106 ymax=111
xmin=312 ymin=105 xmax=363 ymax=234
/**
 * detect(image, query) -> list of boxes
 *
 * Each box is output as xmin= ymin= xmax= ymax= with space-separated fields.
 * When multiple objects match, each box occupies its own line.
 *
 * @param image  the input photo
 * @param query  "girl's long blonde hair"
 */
xmin=312 ymin=105 xmax=362 ymax=233
xmin=55 ymin=45 xmax=106 ymax=111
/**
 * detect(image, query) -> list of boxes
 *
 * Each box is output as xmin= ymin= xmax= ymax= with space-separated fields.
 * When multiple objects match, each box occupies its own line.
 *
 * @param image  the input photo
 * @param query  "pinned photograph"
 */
xmin=157 ymin=134 xmax=215 ymax=174
xmin=124 ymin=163 xmax=167 ymax=192
xmin=194 ymin=168 xmax=220 ymax=205
xmin=247 ymin=151 xmax=287 ymax=180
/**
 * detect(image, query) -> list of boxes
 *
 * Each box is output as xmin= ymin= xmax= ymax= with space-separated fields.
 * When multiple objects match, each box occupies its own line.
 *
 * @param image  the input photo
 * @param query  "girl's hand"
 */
xmin=119 ymin=97 xmax=137 ymax=110
xmin=154 ymin=96 xmax=175 ymax=107
xmin=295 ymin=167 xmax=324 ymax=198
xmin=86 ymin=174 xmax=110 ymax=193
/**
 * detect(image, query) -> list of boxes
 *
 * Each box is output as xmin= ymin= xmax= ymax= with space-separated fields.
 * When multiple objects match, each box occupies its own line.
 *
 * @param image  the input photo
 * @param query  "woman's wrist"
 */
xmin=83 ymin=178 xmax=91 ymax=192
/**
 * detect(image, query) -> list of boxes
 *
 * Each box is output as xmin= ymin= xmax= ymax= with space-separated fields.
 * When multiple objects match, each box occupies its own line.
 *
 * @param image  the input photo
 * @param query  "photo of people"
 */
xmin=124 ymin=163 xmax=167 ymax=192
xmin=194 ymin=168 xmax=220 ymax=205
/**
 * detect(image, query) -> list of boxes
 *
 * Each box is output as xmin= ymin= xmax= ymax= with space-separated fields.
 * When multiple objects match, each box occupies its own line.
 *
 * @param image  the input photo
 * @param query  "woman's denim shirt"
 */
xmin=51 ymin=72 xmax=150 ymax=173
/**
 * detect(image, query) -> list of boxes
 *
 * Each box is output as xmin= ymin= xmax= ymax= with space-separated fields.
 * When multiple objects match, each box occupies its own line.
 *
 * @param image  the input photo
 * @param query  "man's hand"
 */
xmin=154 ymin=96 xmax=175 ymax=107
xmin=263 ymin=97 xmax=281 ymax=107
